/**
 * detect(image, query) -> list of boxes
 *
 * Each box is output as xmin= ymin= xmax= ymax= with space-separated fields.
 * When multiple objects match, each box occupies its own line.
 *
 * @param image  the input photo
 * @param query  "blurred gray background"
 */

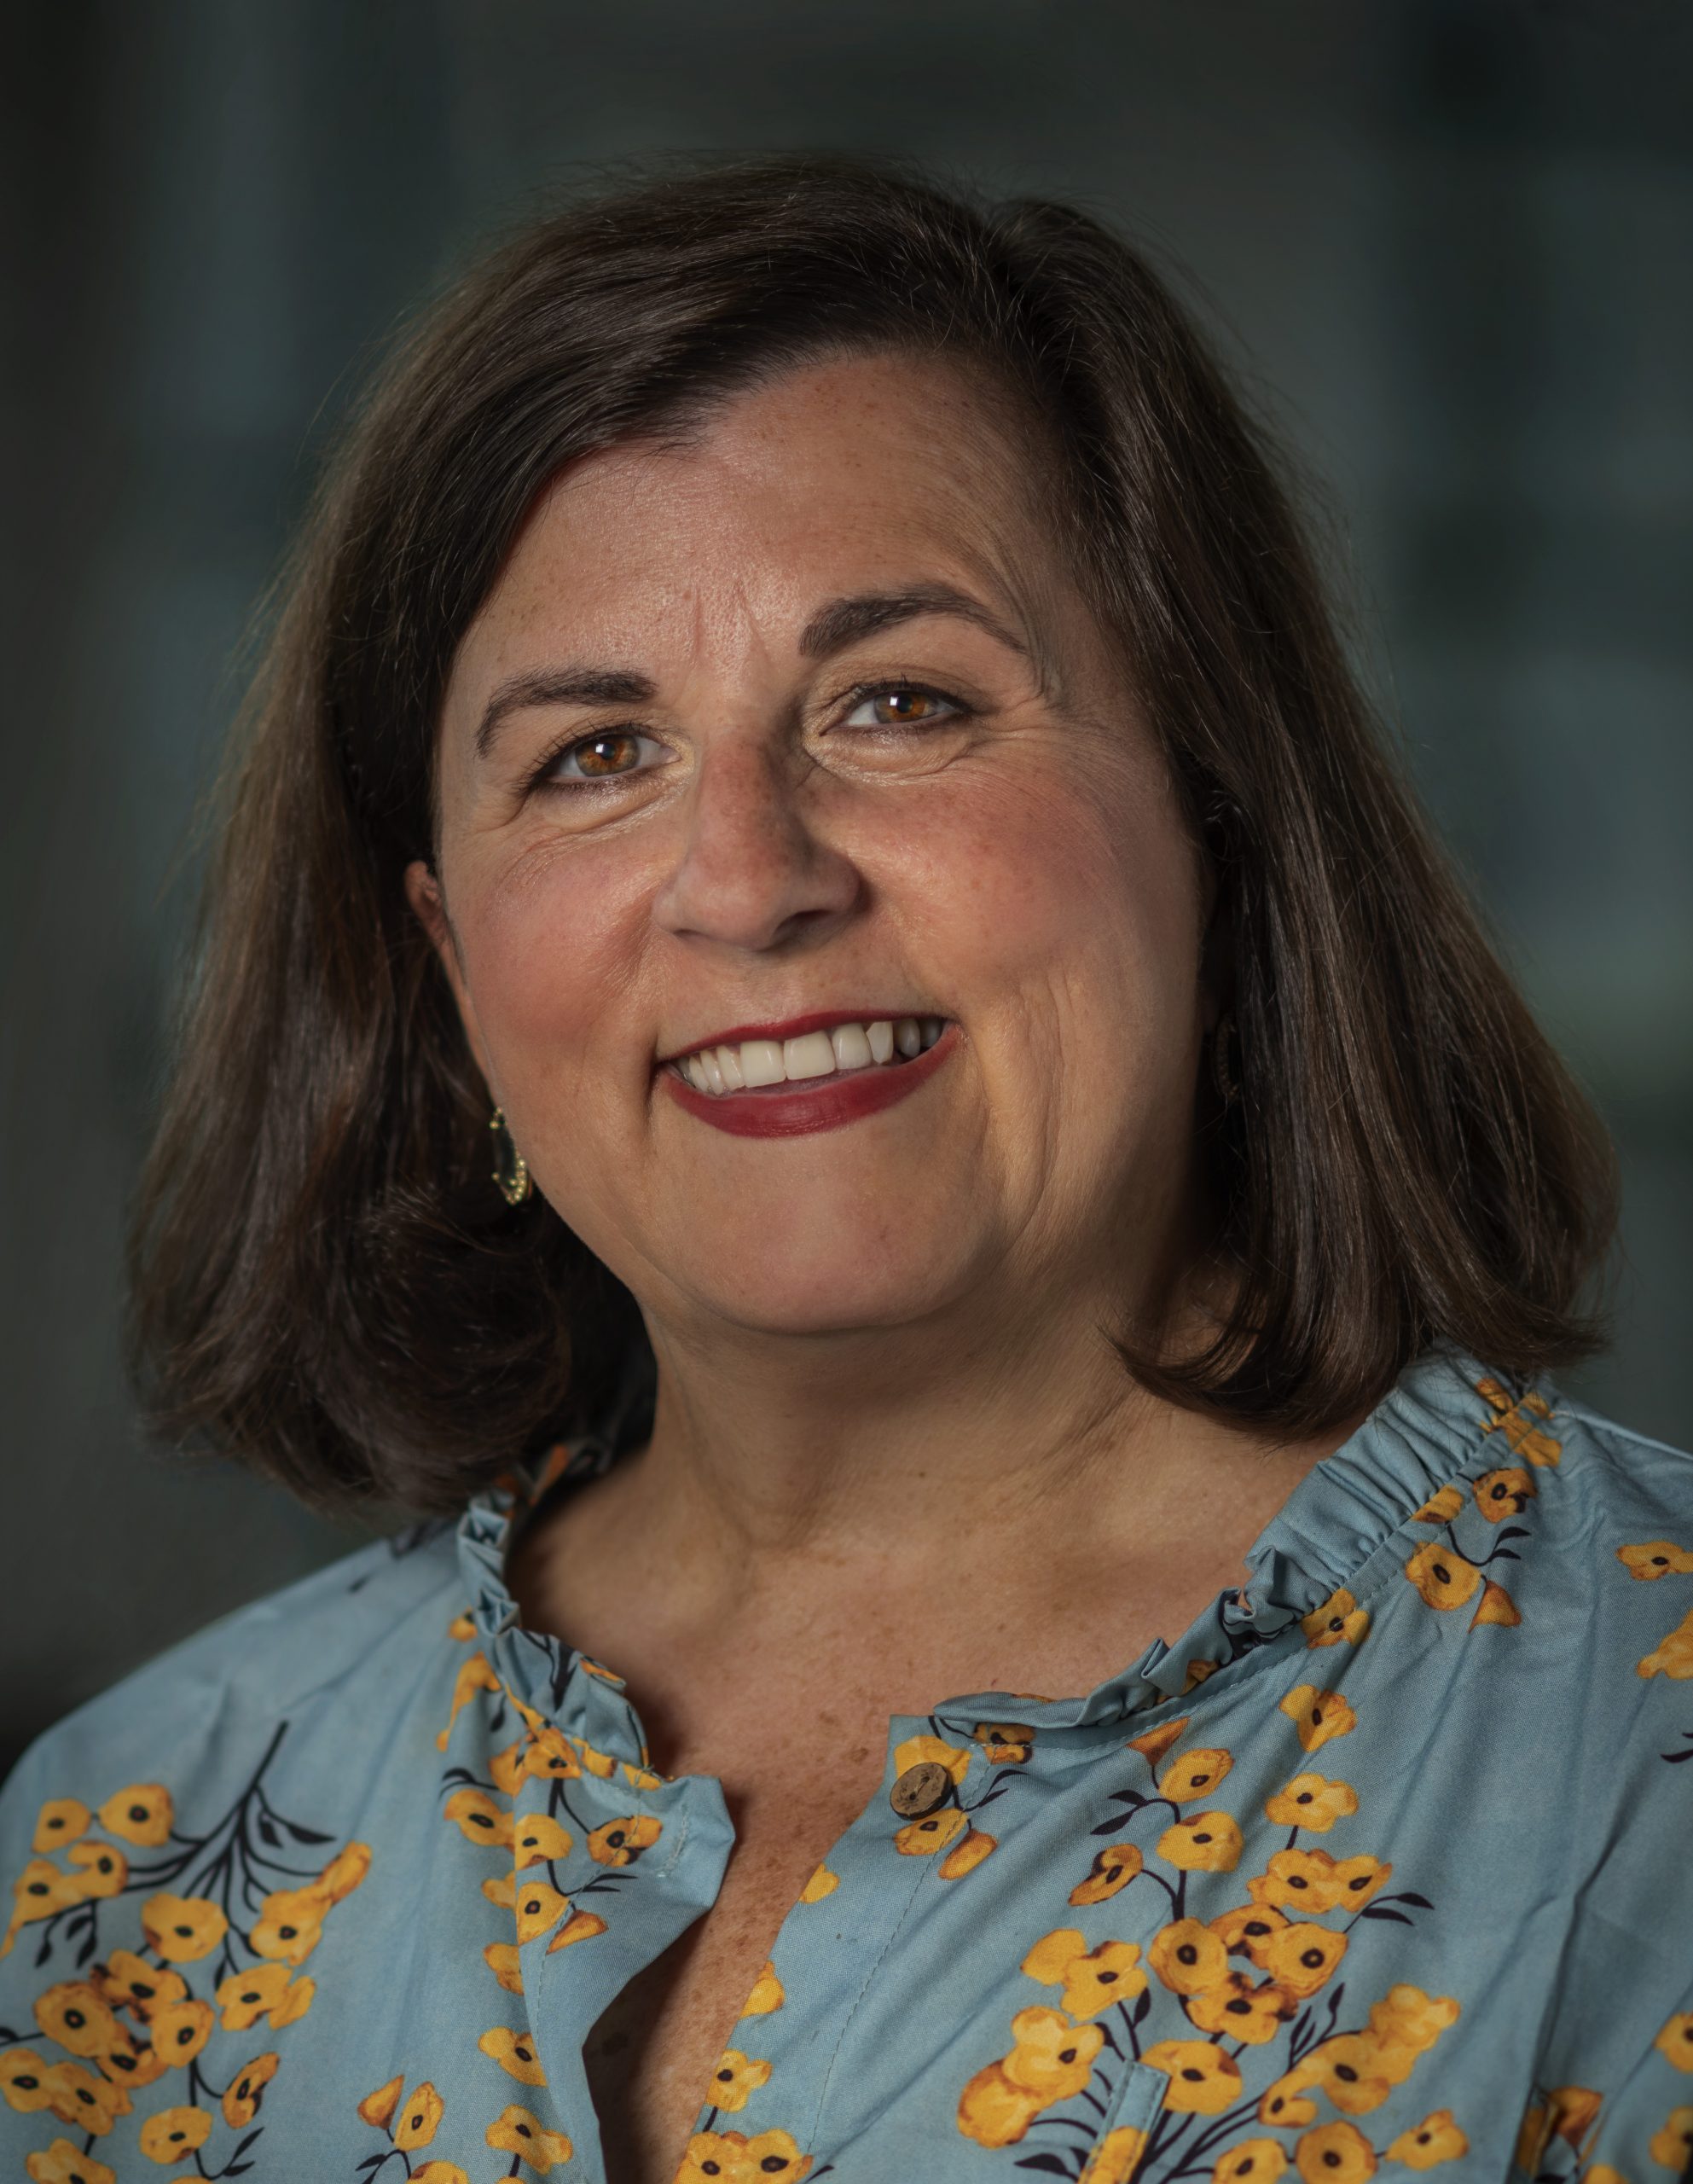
xmin=3 ymin=0 xmax=1689 ymax=1778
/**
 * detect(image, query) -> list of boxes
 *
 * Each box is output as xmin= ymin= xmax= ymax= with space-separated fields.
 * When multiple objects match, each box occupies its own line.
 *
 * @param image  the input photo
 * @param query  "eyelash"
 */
xmin=530 ymin=679 xmax=971 ymax=794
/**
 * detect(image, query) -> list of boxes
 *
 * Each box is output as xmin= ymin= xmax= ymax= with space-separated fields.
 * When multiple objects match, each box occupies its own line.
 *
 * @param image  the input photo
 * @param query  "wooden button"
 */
xmin=889 ymin=1761 xmax=952 ymax=1818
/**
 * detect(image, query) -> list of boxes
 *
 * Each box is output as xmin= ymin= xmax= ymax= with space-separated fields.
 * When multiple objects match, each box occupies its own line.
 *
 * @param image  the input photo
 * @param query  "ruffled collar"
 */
xmin=454 ymin=1340 xmax=1538 ymax=1764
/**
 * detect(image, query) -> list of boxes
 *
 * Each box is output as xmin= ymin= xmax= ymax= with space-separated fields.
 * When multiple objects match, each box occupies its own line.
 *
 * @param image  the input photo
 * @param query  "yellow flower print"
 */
xmin=799 ymin=1864 xmax=838 ymax=1902
xmin=1 ymin=2045 xmax=54 ymax=2111
xmin=486 ymin=2102 xmax=573 ymax=2170
xmin=1264 ymin=1774 xmax=1359 ymax=1831
xmin=96 ymin=1785 xmax=173 ymax=1848
xmin=1640 ymin=1606 xmax=1693 ymax=1680
xmin=4 ymin=1859 xmax=84 ymax=1951
xmin=101 ymin=2029 xmax=165 ymax=2091
xmin=410 ymin=2166 xmax=471 ymax=2184
xmin=1001 ymin=2006 xmax=1104 ymax=2096
xmin=437 ymin=1650 xmax=501 ymax=1751
xmin=1140 ymin=2038 xmax=1242 ymax=2114
xmin=1473 ymin=1468 xmax=1535 ymax=1522
xmin=1535 ymin=2083 xmax=1601 ymax=2150
xmin=1128 ymin=1717 xmax=1190 ymax=1769
xmin=1469 ymin=1583 xmax=1520 ymax=1628
xmin=1070 ymin=1843 xmax=1142 ymax=1906
xmin=1328 ymin=1854 xmax=1392 ymax=1909
xmin=1292 ymin=2118 xmax=1376 ymax=2182
xmin=893 ymin=1734 xmax=971 ymax=1786
xmin=1412 ymin=1484 xmax=1464 ymax=1524
xmin=1304 ymin=2032 xmax=1396 ymax=2114
xmin=1182 ymin=1658 xmax=1220 ymax=1693
xmin=33 ymin=1981 xmax=121 ymax=2059
xmin=1212 ymin=2140 xmax=1288 ymax=2182
xmin=40 ymin=2059 xmax=129 ymax=2134
xmin=316 ymin=1841 xmax=370 ymax=1902
xmin=1405 ymin=1542 xmax=1481 ymax=1611
xmin=523 ymin=1728 xmax=583 ymax=1783
xmin=1185 ymin=1974 xmax=1297 ymax=2045
xmin=149 ymin=1996 xmax=215 ymax=2067
xmin=214 ymin=1960 xmax=314 ymax=2030
xmin=1159 ymin=1747 xmax=1234 ymax=1802
xmin=246 ymin=1885 xmax=324 ymax=1966
xmin=513 ymin=1814 xmax=573 ymax=1867
xmin=66 ymin=1841 xmax=127 ymax=1899
xmin=1620 ymin=1541 xmax=1693 ymax=1579
xmin=1366 ymin=1984 xmax=1460 ymax=2058
xmin=709 ymin=2047 xmax=773 ymax=2113
xmin=1022 ymin=1930 xmax=1148 ymax=2017
xmin=1650 ymin=2108 xmax=1693 ymax=2171
xmin=32 ymin=1800 xmax=91 ymax=1855
xmin=24 ymin=2142 xmax=115 ymax=2184
xmin=895 ymin=1808 xmax=969 ymax=1857
xmin=939 ymin=1828 xmax=998 ymax=1879
xmin=220 ymin=2050 xmax=279 ymax=2128
xmin=1476 ymin=1379 xmax=1562 ymax=1466
xmin=490 ymin=1740 xmax=529 ymax=1797
xmin=357 ymin=2074 xmax=405 ymax=2128
xmin=742 ymin=2129 xmax=812 ymax=2179
xmin=1157 ymin=1811 xmax=1243 ymax=1872
xmin=140 ymin=1892 xmax=228 ymax=1964
xmin=1279 ymin=1685 xmax=1356 ymax=1752
xmin=677 ymin=2129 xmax=748 ymax=2181
xmin=1149 ymin=1920 xmax=1230 ymax=1995
xmin=484 ymin=1872 xmax=517 ymax=1911
xmin=958 ymin=2010 xmax=1104 ymax=2146
xmin=1256 ymin=2059 xmax=1322 ymax=2129
xmin=395 ymin=2080 xmax=444 ymax=2148
xmin=514 ymin=1881 xmax=570 ymax=1944
xmin=1257 ymin=1923 xmax=1348 ymax=1999
xmin=444 ymin=1786 xmax=513 ymax=1849
xmin=480 ymin=2026 xmax=548 ymax=2085
xmin=1658 ymin=2013 xmax=1693 ymax=2071
xmin=1385 ymin=2109 xmax=1468 ymax=2168
xmin=546 ymin=1908 xmax=608 ymax=1952
xmin=974 ymin=1722 xmax=1035 ymax=1764
xmin=484 ymin=1941 xmax=525 ymax=1992
xmin=98 ymin=1951 xmax=186 ymax=2020
xmin=587 ymin=1815 xmax=663 ymax=1867
xmin=1301 ymin=1589 xmax=1370 ymax=1649
xmin=1080 ymin=2124 xmax=1149 ymax=2183
xmin=1247 ymin=1848 xmax=1343 ymax=1914
xmin=448 ymin=1606 xmax=477 ymax=1639
xmin=575 ymin=1739 xmax=618 ymax=1780
xmin=623 ymin=1761 xmax=664 ymax=1791
xmin=138 ymin=2103 xmax=212 ymax=2162
xmin=1209 ymin=1904 xmax=1289 ymax=1959
xmin=744 ymin=1960 xmax=786 ymax=2015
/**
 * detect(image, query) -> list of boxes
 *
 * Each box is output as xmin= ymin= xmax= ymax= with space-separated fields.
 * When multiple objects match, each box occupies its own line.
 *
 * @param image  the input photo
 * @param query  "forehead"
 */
xmin=459 ymin=351 xmax=1067 ymax=660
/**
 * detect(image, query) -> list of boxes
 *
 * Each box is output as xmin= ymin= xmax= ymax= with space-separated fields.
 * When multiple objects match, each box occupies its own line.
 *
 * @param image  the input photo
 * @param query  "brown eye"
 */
xmin=545 ymin=729 xmax=670 ymax=789
xmin=844 ymin=683 xmax=961 ymax=730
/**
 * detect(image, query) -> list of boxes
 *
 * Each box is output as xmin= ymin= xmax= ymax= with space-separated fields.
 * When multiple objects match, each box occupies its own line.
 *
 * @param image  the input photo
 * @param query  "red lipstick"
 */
xmin=659 ymin=1022 xmax=957 ymax=1139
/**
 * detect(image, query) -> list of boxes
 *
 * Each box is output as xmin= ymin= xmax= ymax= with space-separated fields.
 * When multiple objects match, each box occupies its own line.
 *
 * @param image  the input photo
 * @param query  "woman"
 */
xmin=1 ymin=153 xmax=1688 ymax=2184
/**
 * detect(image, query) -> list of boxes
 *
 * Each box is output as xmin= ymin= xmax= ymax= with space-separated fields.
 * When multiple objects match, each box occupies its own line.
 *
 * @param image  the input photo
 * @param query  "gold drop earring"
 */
xmin=489 ymin=1106 xmax=533 ymax=1205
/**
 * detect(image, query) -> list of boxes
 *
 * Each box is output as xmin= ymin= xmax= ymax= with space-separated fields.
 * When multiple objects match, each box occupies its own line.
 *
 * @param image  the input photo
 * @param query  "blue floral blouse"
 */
xmin=3 ymin=1345 xmax=1692 ymax=2184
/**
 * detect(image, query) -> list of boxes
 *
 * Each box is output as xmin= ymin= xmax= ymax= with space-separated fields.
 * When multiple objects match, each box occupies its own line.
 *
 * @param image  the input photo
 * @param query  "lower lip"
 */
xmin=657 ymin=1024 xmax=957 ymax=1138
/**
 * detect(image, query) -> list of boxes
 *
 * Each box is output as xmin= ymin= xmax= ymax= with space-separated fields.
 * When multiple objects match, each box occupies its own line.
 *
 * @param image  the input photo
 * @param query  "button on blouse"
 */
xmin=3 ymin=1343 xmax=1691 ymax=2181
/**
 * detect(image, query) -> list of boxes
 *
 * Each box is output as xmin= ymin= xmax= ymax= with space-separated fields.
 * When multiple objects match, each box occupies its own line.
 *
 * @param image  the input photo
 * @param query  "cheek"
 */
xmin=907 ymin=764 xmax=1201 ymax=1045
xmin=452 ymin=849 xmax=649 ymax=1099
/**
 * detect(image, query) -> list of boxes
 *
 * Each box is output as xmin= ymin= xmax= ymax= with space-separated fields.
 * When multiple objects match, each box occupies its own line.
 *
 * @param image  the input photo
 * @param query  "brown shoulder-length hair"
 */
xmin=129 ymin=151 xmax=1618 ymax=1516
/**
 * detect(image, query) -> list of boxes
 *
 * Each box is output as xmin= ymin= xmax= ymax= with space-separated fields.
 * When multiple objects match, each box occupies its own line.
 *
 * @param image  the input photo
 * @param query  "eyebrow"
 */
xmin=472 ymin=583 xmax=1033 ymax=761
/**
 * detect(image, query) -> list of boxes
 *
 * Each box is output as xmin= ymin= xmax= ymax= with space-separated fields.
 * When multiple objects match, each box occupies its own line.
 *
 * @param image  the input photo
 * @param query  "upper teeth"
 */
xmin=676 ymin=1016 xmax=946 ymax=1095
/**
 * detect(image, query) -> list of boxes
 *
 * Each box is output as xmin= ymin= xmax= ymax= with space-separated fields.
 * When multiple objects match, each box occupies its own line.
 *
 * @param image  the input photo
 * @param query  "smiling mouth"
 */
xmin=666 ymin=1015 xmax=948 ymax=1097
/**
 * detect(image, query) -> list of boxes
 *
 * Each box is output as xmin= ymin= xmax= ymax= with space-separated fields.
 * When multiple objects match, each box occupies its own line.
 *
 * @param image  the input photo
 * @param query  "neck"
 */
xmin=525 ymin=1263 xmax=1353 ymax=1650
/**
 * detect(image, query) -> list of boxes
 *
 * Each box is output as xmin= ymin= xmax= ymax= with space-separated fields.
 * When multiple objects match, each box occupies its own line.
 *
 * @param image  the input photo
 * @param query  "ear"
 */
xmin=404 ymin=859 xmax=494 ymax=1086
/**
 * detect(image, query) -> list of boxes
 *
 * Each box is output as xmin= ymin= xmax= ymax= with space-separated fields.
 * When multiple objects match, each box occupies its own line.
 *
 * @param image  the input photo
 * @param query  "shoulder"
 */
xmin=0 ymin=1519 xmax=466 ymax=1844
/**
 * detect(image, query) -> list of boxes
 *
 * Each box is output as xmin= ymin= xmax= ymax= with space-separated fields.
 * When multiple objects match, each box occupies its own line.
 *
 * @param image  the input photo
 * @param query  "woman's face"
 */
xmin=412 ymin=352 xmax=1216 ymax=1350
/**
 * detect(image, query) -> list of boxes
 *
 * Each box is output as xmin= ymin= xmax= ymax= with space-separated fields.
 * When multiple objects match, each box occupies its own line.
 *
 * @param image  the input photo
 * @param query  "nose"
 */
xmin=650 ymin=729 xmax=863 ymax=953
